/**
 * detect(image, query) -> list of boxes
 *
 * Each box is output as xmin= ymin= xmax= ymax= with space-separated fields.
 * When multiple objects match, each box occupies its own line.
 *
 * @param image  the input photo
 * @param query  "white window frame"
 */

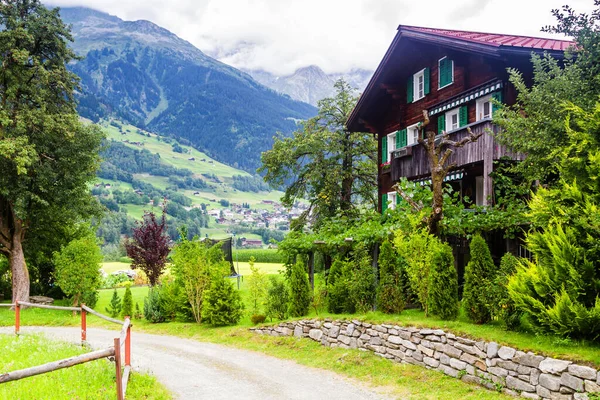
xmin=387 ymin=132 xmax=396 ymax=160
xmin=387 ymin=192 xmax=397 ymax=210
xmin=476 ymin=94 xmax=493 ymax=121
xmin=446 ymin=108 xmax=460 ymax=131
xmin=438 ymin=57 xmax=454 ymax=90
xmin=407 ymin=123 xmax=420 ymax=146
xmin=413 ymin=69 xmax=425 ymax=101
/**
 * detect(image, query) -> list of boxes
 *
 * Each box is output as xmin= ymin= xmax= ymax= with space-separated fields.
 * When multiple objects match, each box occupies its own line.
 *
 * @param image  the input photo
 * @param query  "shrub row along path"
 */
xmin=1 ymin=327 xmax=389 ymax=400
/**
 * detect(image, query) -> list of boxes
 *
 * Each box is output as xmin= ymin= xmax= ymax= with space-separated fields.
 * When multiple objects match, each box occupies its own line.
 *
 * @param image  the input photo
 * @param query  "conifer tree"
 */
xmin=376 ymin=240 xmax=405 ymax=314
xmin=202 ymin=277 xmax=244 ymax=326
xmin=326 ymin=258 xmax=348 ymax=313
xmin=349 ymin=245 xmax=376 ymax=314
xmin=121 ymin=284 xmax=133 ymax=318
xmin=462 ymin=235 xmax=496 ymax=323
xmin=492 ymin=253 xmax=521 ymax=330
xmin=288 ymin=258 xmax=311 ymax=317
xmin=106 ymin=289 xmax=122 ymax=318
xmin=428 ymin=242 xmax=459 ymax=320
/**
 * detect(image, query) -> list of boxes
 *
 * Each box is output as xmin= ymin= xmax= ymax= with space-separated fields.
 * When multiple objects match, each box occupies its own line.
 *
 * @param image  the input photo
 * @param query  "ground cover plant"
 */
xmin=0 ymin=333 xmax=170 ymax=399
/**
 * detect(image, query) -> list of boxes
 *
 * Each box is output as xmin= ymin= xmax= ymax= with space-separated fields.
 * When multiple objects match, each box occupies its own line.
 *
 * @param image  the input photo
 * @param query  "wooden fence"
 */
xmin=0 ymin=301 xmax=132 ymax=400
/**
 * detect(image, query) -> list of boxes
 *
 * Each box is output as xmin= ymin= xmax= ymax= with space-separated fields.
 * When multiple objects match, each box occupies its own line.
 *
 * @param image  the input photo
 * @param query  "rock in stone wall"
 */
xmin=251 ymin=320 xmax=600 ymax=400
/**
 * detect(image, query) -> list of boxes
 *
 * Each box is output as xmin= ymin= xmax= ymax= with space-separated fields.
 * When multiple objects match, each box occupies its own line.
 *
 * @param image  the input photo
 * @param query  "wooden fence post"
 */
xmin=125 ymin=317 xmax=131 ymax=367
xmin=114 ymin=338 xmax=123 ymax=400
xmin=81 ymin=304 xmax=87 ymax=345
xmin=15 ymin=301 xmax=20 ymax=335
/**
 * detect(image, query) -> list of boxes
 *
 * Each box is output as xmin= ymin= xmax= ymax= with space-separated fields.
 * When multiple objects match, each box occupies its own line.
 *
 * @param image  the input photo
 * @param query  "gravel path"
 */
xmin=1 ymin=327 xmax=389 ymax=400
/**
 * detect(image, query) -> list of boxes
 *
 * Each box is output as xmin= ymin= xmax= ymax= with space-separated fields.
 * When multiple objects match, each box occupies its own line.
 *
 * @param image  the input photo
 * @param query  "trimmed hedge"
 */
xmin=234 ymin=249 xmax=283 ymax=263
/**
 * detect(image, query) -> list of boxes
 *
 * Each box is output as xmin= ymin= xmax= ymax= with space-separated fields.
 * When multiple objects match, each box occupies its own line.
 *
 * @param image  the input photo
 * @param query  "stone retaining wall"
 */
xmin=251 ymin=319 xmax=600 ymax=400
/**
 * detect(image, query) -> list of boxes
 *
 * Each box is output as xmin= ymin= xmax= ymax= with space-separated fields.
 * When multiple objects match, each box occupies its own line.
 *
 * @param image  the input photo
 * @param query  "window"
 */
xmin=414 ymin=69 xmax=425 ymax=101
xmin=446 ymin=109 xmax=460 ymax=131
xmin=438 ymin=57 xmax=454 ymax=89
xmin=387 ymin=192 xmax=397 ymax=210
xmin=476 ymin=95 xmax=492 ymax=121
xmin=407 ymin=123 xmax=420 ymax=145
xmin=387 ymin=132 xmax=396 ymax=160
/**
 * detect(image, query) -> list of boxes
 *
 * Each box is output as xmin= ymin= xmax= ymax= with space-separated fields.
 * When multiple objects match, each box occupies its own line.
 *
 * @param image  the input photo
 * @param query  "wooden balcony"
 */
xmin=390 ymin=120 xmax=520 ymax=182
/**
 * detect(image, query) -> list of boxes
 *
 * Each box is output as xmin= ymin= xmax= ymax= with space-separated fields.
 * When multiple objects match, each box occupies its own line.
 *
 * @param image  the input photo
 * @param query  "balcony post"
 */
xmin=482 ymin=128 xmax=494 ymax=206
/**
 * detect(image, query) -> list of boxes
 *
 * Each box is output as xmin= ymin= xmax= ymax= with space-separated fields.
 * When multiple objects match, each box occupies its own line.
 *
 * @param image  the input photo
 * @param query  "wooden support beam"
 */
xmin=308 ymin=252 xmax=314 ymax=290
xmin=82 ymin=305 xmax=123 ymax=325
xmin=18 ymin=302 xmax=80 ymax=312
xmin=482 ymin=130 xmax=494 ymax=206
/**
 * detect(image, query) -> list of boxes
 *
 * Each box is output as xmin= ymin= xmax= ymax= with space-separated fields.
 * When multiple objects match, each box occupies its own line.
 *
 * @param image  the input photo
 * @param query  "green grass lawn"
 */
xmin=101 ymin=262 xmax=132 ymax=274
xmin=0 ymin=334 xmax=170 ymax=399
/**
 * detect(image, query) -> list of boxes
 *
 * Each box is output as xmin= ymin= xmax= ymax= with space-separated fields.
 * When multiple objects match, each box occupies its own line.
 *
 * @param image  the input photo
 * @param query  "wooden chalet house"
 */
xmin=347 ymin=26 xmax=573 ymax=213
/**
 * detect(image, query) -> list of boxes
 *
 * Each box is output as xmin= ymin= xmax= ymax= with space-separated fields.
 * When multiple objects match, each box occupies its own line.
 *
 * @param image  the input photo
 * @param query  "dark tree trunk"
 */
xmin=340 ymin=132 xmax=353 ymax=212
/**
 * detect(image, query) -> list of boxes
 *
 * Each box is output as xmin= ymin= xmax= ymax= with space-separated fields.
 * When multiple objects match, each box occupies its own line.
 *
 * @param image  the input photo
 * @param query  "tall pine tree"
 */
xmin=462 ymin=235 xmax=496 ymax=324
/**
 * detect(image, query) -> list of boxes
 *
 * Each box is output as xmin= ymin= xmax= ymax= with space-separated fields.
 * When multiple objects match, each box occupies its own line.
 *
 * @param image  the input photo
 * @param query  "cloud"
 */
xmin=46 ymin=0 xmax=595 ymax=76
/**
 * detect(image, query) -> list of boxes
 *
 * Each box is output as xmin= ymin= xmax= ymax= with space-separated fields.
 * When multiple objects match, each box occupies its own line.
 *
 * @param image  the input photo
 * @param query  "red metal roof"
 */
xmin=400 ymin=25 xmax=574 ymax=51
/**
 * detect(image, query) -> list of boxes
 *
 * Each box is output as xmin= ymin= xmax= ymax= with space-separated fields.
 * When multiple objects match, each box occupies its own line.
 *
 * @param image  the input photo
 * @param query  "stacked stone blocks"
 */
xmin=251 ymin=319 xmax=600 ymax=400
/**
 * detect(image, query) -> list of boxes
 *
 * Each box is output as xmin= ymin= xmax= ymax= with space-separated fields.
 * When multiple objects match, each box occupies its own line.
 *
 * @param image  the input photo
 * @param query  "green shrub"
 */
xmin=395 ymin=229 xmax=435 ymax=314
xmin=134 ymin=302 xmax=142 ymax=319
xmin=462 ymin=235 xmax=496 ymax=324
xmin=376 ymin=240 xmax=406 ymax=314
xmin=202 ymin=277 xmax=244 ymax=326
xmin=121 ymin=285 xmax=133 ymax=318
xmin=288 ymin=258 xmax=311 ymax=317
xmin=326 ymin=258 xmax=350 ymax=313
xmin=143 ymin=287 xmax=165 ymax=323
xmin=102 ymin=273 xmax=132 ymax=289
xmin=54 ymin=235 xmax=102 ymax=307
xmin=234 ymin=249 xmax=283 ymax=263
xmin=157 ymin=279 xmax=192 ymax=321
xmin=428 ymin=242 xmax=459 ymax=320
xmin=247 ymin=257 xmax=268 ymax=315
xmin=105 ymin=289 xmax=122 ymax=318
xmin=348 ymin=246 xmax=376 ymax=314
xmin=508 ymin=224 xmax=600 ymax=339
xmin=489 ymin=253 xmax=521 ymax=330
xmin=265 ymin=276 xmax=288 ymax=320
xmin=250 ymin=314 xmax=266 ymax=325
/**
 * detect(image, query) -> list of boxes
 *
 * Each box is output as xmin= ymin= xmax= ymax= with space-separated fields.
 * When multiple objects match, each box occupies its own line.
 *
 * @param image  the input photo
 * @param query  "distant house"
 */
xmin=261 ymin=200 xmax=274 ymax=204
xmin=188 ymin=157 xmax=195 ymax=161
xmin=104 ymin=184 xmax=111 ymax=189
xmin=242 ymin=239 xmax=263 ymax=248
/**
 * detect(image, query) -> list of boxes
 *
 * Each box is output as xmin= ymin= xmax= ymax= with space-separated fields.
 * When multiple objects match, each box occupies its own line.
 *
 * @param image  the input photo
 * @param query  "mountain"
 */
xmin=59 ymin=7 xmax=316 ymax=172
xmin=245 ymin=66 xmax=373 ymax=106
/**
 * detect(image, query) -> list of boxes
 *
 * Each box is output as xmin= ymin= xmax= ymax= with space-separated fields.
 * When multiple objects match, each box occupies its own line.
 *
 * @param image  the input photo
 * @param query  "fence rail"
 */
xmin=2 ymin=300 xmax=132 ymax=400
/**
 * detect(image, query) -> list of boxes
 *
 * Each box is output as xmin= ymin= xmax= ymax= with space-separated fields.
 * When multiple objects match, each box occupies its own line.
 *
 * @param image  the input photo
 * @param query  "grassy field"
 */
xmin=0 ymin=334 xmax=170 ymax=399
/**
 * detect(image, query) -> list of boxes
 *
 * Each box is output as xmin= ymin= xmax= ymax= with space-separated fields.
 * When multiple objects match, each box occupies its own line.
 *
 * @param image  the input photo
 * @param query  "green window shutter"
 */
xmin=439 ymin=58 xmax=453 ymax=87
xmin=398 ymin=128 xmax=407 ymax=147
xmin=438 ymin=115 xmax=446 ymax=134
xmin=382 ymin=194 xmax=388 ymax=213
xmin=407 ymin=75 xmax=414 ymax=103
xmin=459 ymin=106 xmax=468 ymax=127
xmin=396 ymin=192 xmax=402 ymax=206
xmin=424 ymin=67 xmax=430 ymax=95
xmin=381 ymin=136 xmax=388 ymax=163
xmin=492 ymin=91 xmax=503 ymax=114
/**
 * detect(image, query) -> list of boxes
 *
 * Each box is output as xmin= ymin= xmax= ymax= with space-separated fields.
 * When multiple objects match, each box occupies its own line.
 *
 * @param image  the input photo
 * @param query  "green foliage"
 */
xmin=247 ymin=257 xmax=268 ymax=315
xmin=376 ymin=240 xmax=406 ymax=314
xmin=233 ymin=249 xmax=283 ymax=263
xmin=250 ymin=314 xmax=266 ymax=325
xmin=171 ymin=238 xmax=229 ymax=323
xmin=288 ymin=258 xmax=311 ymax=317
xmin=102 ymin=273 xmax=133 ymax=289
xmin=348 ymin=246 xmax=376 ymax=314
xmin=201 ymin=277 xmax=244 ymax=326
xmin=157 ymin=278 xmax=193 ymax=321
xmin=427 ymin=242 xmax=459 ymax=320
xmin=259 ymin=79 xmax=376 ymax=228
xmin=462 ymin=235 xmax=496 ymax=324
xmin=491 ymin=253 xmax=521 ymax=330
xmin=134 ymin=302 xmax=142 ymax=319
xmin=326 ymin=258 xmax=352 ymax=313
xmin=395 ymin=229 xmax=435 ymax=314
xmin=121 ymin=284 xmax=133 ymax=318
xmin=143 ymin=287 xmax=165 ymax=323
xmin=53 ymin=235 xmax=103 ymax=307
xmin=106 ymin=289 xmax=122 ymax=318
xmin=265 ymin=276 xmax=289 ymax=321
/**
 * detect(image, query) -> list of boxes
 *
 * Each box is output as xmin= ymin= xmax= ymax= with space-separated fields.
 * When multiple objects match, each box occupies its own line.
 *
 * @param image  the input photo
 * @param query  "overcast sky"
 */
xmin=46 ymin=0 xmax=595 ymax=76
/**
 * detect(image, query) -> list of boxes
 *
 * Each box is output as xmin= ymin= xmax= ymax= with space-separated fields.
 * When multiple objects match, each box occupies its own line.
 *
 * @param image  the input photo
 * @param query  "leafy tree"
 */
xmin=106 ymin=289 xmax=122 ymax=318
xmin=121 ymin=284 xmax=133 ymax=318
xmin=171 ymin=238 xmax=229 ymax=323
xmin=259 ymin=79 xmax=377 ymax=228
xmin=53 ymin=234 xmax=102 ymax=307
xmin=288 ymin=258 xmax=311 ymax=317
xmin=202 ymin=277 xmax=244 ymax=326
xmin=427 ymin=242 xmax=459 ymax=320
xmin=247 ymin=257 xmax=268 ymax=316
xmin=0 ymin=0 xmax=104 ymax=302
xmin=462 ymin=235 xmax=496 ymax=324
xmin=125 ymin=209 xmax=171 ymax=286
xmin=265 ymin=276 xmax=288 ymax=321
xmin=376 ymin=240 xmax=405 ymax=314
